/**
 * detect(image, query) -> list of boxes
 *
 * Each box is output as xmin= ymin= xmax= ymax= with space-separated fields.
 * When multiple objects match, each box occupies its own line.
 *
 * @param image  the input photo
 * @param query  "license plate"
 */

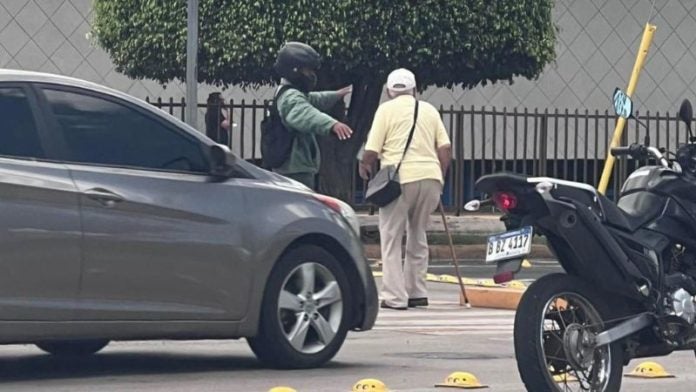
xmin=485 ymin=226 xmax=533 ymax=263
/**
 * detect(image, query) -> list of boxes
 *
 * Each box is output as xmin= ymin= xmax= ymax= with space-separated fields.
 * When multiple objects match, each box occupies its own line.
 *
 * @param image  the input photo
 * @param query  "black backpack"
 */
xmin=261 ymin=85 xmax=295 ymax=169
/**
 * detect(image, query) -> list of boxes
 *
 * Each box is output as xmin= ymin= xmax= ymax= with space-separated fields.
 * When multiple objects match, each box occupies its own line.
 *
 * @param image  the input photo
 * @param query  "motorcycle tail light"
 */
xmin=493 ymin=192 xmax=518 ymax=212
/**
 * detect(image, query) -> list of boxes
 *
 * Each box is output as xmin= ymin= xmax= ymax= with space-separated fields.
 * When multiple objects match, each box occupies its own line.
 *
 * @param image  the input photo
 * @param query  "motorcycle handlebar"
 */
xmin=610 ymin=146 xmax=632 ymax=156
xmin=612 ymin=144 xmax=670 ymax=169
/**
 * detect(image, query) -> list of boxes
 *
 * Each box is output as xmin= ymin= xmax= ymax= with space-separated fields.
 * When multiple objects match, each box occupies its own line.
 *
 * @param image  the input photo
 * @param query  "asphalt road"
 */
xmin=0 ymin=280 xmax=693 ymax=391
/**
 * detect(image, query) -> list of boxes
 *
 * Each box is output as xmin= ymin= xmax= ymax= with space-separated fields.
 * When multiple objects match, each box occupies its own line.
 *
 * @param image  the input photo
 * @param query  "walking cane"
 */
xmin=438 ymin=201 xmax=471 ymax=307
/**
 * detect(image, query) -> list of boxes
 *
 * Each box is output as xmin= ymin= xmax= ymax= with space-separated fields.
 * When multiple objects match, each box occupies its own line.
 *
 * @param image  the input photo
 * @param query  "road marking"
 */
xmin=374 ymin=306 xmax=515 ymax=336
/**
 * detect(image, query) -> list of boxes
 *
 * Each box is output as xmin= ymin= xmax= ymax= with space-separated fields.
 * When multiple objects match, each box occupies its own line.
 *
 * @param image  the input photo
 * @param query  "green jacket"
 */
xmin=275 ymin=87 xmax=341 ymax=175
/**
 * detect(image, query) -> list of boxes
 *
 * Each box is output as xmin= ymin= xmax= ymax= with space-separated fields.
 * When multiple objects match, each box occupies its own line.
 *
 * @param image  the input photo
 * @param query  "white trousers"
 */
xmin=379 ymin=179 xmax=442 ymax=307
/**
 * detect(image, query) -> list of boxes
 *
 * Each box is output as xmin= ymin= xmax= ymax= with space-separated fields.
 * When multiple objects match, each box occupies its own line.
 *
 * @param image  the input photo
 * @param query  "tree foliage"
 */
xmin=93 ymin=0 xmax=556 ymax=200
xmin=93 ymin=0 xmax=555 ymax=89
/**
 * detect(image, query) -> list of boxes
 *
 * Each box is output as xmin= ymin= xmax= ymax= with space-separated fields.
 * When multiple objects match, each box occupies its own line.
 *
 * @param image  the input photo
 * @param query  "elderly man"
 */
xmin=360 ymin=68 xmax=452 ymax=310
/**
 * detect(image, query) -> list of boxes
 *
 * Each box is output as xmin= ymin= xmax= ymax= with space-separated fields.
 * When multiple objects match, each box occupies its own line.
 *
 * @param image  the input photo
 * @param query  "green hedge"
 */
xmin=92 ymin=0 xmax=556 ymax=89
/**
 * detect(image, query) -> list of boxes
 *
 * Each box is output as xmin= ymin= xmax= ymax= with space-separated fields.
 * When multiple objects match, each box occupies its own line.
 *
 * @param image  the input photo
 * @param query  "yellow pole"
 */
xmin=597 ymin=23 xmax=656 ymax=194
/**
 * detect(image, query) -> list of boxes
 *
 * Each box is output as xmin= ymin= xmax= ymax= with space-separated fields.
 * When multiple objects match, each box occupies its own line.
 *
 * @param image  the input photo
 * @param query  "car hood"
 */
xmin=235 ymin=159 xmax=314 ymax=193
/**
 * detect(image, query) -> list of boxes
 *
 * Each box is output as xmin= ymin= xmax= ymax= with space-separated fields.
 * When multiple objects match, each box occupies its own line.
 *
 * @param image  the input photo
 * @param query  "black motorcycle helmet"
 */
xmin=273 ymin=42 xmax=321 ymax=92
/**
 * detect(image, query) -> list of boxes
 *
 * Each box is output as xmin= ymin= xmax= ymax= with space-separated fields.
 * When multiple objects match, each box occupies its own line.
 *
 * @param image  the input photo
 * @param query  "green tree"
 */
xmin=93 ymin=0 xmax=556 ymax=200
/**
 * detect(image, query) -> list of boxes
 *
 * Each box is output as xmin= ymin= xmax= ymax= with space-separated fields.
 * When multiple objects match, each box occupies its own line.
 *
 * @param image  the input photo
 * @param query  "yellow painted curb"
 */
xmin=373 ymin=271 xmax=527 ymax=289
xmin=372 ymin=270 xmax=527 ymax=310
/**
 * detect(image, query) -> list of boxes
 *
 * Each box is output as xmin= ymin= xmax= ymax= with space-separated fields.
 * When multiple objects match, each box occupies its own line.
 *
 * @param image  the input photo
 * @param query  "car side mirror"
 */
xmin=210 ymin=144 xmax=236 ymax=176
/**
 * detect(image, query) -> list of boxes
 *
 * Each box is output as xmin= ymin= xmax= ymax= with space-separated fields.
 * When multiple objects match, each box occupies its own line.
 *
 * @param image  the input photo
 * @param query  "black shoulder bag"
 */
xmin=364 ymin=100 xmax=419 ymax=207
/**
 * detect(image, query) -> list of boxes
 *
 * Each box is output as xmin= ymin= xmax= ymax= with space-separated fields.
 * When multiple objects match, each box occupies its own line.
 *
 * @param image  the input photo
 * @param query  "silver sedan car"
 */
xmin=0 ymin=69 xmax=378 ymax=369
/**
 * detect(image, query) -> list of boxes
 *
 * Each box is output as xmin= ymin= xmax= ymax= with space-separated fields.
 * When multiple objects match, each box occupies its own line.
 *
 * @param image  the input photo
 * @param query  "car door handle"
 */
xmin=83 ymin=188 xmax=124 ymax=207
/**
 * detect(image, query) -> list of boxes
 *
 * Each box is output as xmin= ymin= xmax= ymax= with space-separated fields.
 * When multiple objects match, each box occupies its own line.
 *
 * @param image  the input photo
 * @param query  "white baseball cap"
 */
xmin=386 ymin=68 xmax=416 ymax=92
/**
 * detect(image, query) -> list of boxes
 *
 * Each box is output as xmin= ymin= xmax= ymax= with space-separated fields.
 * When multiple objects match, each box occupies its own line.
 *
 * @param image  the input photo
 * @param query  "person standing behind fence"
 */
xmin=205 ymin=92 xmax=230 ymax=146
xmin=359 ymin=68 xmax=452 ymax=310
xmin=271 ymin=41 xmax=353 ymax=190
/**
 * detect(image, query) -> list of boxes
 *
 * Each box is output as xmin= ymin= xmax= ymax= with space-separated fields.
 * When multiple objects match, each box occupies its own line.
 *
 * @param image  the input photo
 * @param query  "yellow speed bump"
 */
xmin=268 ymin=387 xmax=297 ymax=392
xmin=625 ymin=361 xmax=675 ymax=379
xmin=352 ymin=378 xmax=388 ymax=392
xmin=435 ymin=372 xmax=488 ymax=389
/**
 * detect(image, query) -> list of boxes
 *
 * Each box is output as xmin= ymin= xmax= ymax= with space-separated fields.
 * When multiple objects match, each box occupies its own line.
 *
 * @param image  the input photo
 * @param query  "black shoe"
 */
xmin=380 ymin=300 xmax=407 ymax=310
xmin=408 ymin=298 xmax=429 ymax=308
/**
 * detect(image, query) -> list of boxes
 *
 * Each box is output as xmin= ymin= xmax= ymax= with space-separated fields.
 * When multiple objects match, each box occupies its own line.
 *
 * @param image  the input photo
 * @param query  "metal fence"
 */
xmin=147 ymin=97 xmax=690 ymax=214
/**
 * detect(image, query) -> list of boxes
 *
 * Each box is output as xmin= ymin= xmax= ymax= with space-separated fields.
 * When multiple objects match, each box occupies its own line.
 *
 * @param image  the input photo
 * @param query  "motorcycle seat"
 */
xmin=597 ymin=193 xmax=662 ymax=232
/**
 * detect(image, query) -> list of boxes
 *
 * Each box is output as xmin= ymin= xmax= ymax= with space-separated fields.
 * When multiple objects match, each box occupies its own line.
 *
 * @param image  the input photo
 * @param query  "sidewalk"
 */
xmin=359 ymin=213 xmax=505 ymax=236
xmin=359 ymin=213 xmax=554 ymax=262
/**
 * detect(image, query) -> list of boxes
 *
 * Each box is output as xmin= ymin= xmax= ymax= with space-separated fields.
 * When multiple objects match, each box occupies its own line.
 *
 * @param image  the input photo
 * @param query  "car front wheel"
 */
xmin=248 ymin=245 xmax=352 ymax=369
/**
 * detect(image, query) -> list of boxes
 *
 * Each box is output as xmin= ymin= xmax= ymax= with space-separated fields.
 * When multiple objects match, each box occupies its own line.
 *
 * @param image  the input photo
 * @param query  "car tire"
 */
xmin=248 ymin=245 xmax=352 ymax=369
xmin=36 ymin=339 xmax=110 ymax=357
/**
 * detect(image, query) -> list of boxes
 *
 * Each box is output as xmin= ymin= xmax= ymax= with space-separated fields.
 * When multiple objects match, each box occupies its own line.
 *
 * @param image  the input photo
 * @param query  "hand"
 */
xmin=336 ymin=85 xmax=352 ymax=98
xmin=221 ymin=119 xmax=230 ymax=130
xmin=332 ymin=122 xmax=353 ymax=140
xmin=359 ymin=162 xmax=372 ymax=180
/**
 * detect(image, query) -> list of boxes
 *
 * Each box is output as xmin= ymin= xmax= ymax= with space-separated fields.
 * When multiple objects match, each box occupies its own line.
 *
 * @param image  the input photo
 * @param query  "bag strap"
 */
xmin=271 ymin=85 xmax=294 ymax=113
xmin=395 ymin=99 xmax=420 ymax=174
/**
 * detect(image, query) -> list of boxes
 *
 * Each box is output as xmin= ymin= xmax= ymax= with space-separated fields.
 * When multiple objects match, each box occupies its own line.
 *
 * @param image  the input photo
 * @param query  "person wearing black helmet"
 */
xmin=271 ymin=41 xmax=353 ymax=189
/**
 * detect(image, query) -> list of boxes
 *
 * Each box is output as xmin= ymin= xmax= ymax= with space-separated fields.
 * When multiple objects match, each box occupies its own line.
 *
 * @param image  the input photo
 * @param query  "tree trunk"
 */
xmin=317 ymin=79 xmax=383 ymax=201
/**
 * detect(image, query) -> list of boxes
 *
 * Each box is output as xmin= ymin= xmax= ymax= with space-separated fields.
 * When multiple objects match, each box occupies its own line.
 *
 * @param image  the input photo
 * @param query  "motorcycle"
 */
xmin=466 ymin=90 xmax=696 ymax=391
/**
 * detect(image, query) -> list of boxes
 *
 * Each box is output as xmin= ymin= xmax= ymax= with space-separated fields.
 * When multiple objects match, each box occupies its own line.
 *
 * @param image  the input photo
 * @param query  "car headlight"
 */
xmin=313 ymin=194 xmax=361 ymax=236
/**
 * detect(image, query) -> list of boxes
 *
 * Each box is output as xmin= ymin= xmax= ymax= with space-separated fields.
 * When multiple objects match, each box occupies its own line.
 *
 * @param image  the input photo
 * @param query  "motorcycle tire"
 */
xmin=514 ymin=273 xmax=624 ymax=391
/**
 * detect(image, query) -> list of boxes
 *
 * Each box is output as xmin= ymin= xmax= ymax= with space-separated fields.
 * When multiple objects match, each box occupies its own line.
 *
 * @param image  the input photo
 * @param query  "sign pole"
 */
xmin=598 ymin=23 xmax=656 ymax=194
xmin=185 ymin=0 xmax=199 ymax=129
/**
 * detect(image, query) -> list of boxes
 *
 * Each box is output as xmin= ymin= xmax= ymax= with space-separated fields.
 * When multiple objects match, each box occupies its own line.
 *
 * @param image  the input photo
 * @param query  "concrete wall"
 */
xmin=1 ymin=0 xmax=694 ymax=126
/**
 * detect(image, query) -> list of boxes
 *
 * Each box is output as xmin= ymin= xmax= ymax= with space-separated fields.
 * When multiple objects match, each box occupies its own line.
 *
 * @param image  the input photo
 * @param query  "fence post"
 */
xmin=512 ymin=107 xmax=518 ymax=173
xmin=251 ymin=99 xmax=258 ymax=157
xmin=539 ymin=109 xmax=549 ymax=177
xmin=456 ymin=108 xmax=464 ymax=215
xmin=492 ymin=106 xmax=498 ymax=174
xmin=523 ymin=107 xmax=529 ymax=175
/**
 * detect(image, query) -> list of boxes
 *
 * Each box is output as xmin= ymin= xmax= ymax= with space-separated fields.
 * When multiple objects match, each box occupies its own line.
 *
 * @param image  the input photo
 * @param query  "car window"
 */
xmin=43 ymin=88 xmax=208 ymax=173
xmin=0 ymin=87 xmax=43 ymax=159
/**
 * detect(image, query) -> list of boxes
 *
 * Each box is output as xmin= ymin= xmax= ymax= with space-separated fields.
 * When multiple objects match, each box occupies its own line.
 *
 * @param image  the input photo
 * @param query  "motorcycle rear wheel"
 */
xmin=514 ymin=273 xmax=624 ymax=392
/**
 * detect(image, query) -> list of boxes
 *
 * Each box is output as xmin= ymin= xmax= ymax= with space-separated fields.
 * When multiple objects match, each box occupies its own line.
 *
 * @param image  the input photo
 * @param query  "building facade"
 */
xmin=2 ymin=0 xmax=694 ymax=112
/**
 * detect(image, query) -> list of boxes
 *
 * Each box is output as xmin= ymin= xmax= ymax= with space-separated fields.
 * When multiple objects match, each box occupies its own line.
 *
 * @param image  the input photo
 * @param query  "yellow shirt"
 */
xmin=365 ymin=95 xmax=451 ymax=184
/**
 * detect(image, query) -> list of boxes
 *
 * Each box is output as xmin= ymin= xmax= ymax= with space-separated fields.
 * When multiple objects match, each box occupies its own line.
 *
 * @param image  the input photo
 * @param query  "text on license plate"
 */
xmin=485 ymin=226 xmax=533 ymax=263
